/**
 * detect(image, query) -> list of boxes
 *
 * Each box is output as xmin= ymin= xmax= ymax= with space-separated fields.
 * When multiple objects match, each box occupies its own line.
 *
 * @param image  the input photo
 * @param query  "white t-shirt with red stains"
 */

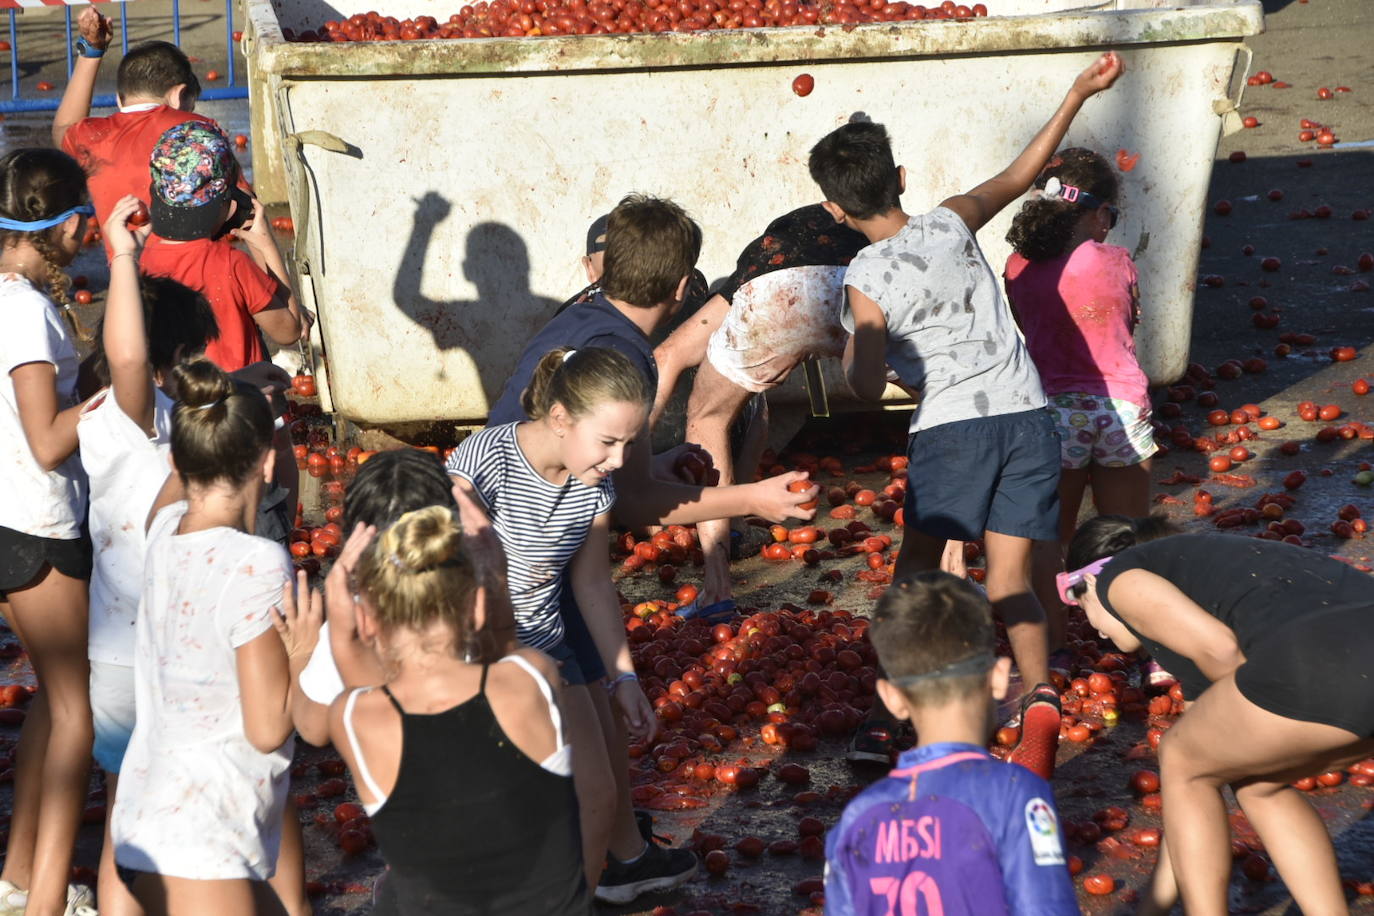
xmin=113 ymin=502 xmax=294 ymax=880
xmin=0 ymin=274 xmax=87 ymax=539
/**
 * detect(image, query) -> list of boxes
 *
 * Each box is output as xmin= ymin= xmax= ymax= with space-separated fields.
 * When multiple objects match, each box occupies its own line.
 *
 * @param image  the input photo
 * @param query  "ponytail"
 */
xmin=520 ymin=346 xmax=650 ymax=422
xmin=170 ymin=358 xmax=274 ymax=487
xmin=0 ymin=148 xmax=93 ymax=340
xmin=1006 ymin=147 xmax=1120 ymax=262
xmin=1065 ymin=514 xmax=1178 ymax=573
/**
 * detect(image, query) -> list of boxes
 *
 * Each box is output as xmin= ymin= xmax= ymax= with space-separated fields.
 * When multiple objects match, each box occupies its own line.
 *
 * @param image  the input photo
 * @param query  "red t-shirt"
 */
xmin=140 ymin=235 xmax=280 ymax=372
xmin=61 ymin=106 xmax=217 ymax=258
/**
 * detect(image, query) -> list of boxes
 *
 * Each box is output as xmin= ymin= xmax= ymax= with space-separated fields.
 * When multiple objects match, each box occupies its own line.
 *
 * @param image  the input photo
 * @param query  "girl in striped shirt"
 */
xmin=446 ymin=346 xmax=655 ymax=890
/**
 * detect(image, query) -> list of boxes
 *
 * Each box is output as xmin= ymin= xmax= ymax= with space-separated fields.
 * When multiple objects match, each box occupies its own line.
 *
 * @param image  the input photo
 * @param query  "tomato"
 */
xmin=1242 ymin=115 xmax=1259 ymax=128
xmin=1082 ymin=874 xmax=1115 ymax=895
xmin=1354 ymin=378 xmax=1371 ymax=396
xmin=1129 ymin=770 xmax=1161 ymax=794
xmin=35 ymin=81 xmax=54 ymax=92
xmin=127 ymin=201 xmax=150 ymax=227
xmin=1066 ymin=724 xmax=1091 ymax=743
xmin=1207 ymin=409 xmax=1230 ymax=427
xmin=1115 ymin=149 xmax=1140 ymax=172
xmin=1066 ymin=855 xmax=1084 ymax=876
xmin=1283 ymin=470 xmax=1307 ymax=490
xmin=1318 ymin=404 xmax=1342 ymax=421
xmin=1241 ymin=853 xmax=1269 ymax=881
xmin=735 ymin=835 xmax=764 ymax=858
xmin=791 ymin=73 xmax=814 ymax=96
xmin=1228 ymin=446 xmax=1250 ymax=462
xmin=206 ymin=69 xmax=221 ymax=81
xmin=72 ymin=288 xmax=93 ymax=306
xmin=1317 ymin=770 xmax=1344 ymax=787
xmin=703 ymin=849 xmax=729 ymax=875
xmin=233 ymin=133 xmax=249 ymax=149
xmin=1132 ymin=827 xmax=1162 ymax=847
xmin=1258 ymin=415 xmax=1282 ymax=430
xmin=333 ymin=802 xmax=365 ymax=823
xmin=675 ymin=584 xmax=699 ymax=605
xmin=995 ymin=726 xmax=1019 ymax=747
xmin=1317 ymin=86 xmax=1333 ymax=100
xmin=1208 ymin=455 xmax=1232 ymax=473
xmin=787 ymin=477 xmax=817 ymax=510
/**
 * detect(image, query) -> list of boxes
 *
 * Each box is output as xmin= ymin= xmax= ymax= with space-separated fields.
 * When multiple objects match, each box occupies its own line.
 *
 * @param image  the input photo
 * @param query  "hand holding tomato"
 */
xmin=751 ymin=470 xmax=818 ymax=522
xmin=1072 ymin=51 xmax=1124 ymax=99
xmin=614 ymin=677 xmax=657 ymax=743
xmin=103 ymin=195 xmax=148 ymax=260
xmin=77 ymin=6 xmax=113 ymax=50
xmin=272 ymin=569 xmax=323 ymax=667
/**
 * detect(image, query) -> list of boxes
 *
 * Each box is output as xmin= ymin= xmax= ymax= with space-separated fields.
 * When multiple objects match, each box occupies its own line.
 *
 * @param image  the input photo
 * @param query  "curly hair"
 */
xmin=1006 ymin=148 xmax=1120 ymax=262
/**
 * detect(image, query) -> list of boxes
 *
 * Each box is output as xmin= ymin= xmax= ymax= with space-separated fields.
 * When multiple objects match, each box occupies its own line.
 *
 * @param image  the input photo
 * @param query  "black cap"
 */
xmin=585 ymin=213 xmax=609 ymax=256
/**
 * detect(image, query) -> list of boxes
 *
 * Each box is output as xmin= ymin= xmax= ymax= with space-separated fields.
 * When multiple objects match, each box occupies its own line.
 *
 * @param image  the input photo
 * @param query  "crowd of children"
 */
xmin=1 ymin=10 xmax=1369 ymax=913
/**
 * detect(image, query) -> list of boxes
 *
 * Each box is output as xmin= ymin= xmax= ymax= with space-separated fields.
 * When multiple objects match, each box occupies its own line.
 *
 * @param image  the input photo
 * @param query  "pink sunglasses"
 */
xmin=1055 ymin=556 xmax=1114 ymax=606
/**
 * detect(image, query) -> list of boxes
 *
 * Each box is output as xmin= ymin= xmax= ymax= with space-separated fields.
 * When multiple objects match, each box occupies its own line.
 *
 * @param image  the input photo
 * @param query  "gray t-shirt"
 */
xmin=841 ymin=207 xmax=1045 ymax=433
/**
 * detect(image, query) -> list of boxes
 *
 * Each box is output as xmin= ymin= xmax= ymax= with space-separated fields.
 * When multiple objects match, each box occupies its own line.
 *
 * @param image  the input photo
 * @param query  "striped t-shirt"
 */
xmin=445 ymin=422 xmax=615 ymax=651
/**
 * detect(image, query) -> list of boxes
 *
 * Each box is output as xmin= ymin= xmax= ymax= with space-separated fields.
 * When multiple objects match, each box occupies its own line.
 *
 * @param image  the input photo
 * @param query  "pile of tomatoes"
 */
xmin=287 ymin=0 xmax=989 ymax=42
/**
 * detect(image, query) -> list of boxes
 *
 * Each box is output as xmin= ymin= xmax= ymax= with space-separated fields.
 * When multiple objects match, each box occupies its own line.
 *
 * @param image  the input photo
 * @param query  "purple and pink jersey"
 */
xmin=824 ymin=743 xmax=1078 ymax=916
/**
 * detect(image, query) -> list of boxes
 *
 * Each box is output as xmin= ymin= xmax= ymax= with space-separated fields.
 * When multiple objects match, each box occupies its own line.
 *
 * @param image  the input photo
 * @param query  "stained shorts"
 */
xmin=903 ymin=408 xmax=1061 ymax=542
xmin=705 ymin=266 xmax=849 ymax=393
xmin=1048 ymin=393 xmax=1157 ymax=470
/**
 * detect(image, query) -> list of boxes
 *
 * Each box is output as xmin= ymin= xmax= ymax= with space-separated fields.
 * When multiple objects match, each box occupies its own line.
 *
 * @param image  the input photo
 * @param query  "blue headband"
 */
xmin=0 ymin=204 xmax=94 ymax=233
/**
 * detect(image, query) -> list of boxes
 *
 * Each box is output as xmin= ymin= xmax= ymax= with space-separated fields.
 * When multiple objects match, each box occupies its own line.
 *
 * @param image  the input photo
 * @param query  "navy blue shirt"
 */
xmin=488 ymin=292 xmax=658 ymax=425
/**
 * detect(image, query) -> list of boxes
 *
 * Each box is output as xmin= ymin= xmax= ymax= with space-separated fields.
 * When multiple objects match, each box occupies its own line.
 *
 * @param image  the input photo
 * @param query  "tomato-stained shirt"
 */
xmin=824 ymin=742 xmax=1078 ymax=916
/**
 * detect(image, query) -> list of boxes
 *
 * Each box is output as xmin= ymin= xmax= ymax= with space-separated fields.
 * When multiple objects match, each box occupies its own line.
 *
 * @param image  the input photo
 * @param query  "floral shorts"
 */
xmin=1048 ymin=393 xmax=1157 ymax=469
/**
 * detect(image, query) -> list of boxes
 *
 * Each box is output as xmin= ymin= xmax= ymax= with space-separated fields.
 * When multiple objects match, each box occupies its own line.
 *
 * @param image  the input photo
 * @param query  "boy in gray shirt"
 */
xmin=808 ymin=51 xmax=1124 ymax=776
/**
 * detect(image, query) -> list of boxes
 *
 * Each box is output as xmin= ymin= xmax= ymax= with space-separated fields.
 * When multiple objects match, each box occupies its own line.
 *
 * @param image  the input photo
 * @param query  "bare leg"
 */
xmin=684 ymin=360 xmax=755 ymax=608
xmin=268 ymin=796 xmax=311 ymax=915
xmin=2 ymin=567 xmax=92 ymax=916
xmin=983 ymin=531 xmax=1049 ymax=690
xmin=0 ymin=597 xmax=42 ymax=892
xmin=1087 ymin=460 xmax=1152 ymax=519
xmin=98 ymin=772 xmax=144 ymax=916
xmin=1157 ymin=673 xmax=1372 ymax=916
xmin=132 ymin=873 xmax=287 ymax=916
xmin=864 ymin=527 xmax=947 ymax=728
xmin=591 ymin=683 xmax=644 ymax=863
xmin=650 ymin=295 xmax=729 ymax=431
xmin=1056 ymin=467 xmax=1091 ymax=546
xmin=1136 ymin=837 xmax=1179 ymax=916
xmin=562 ymin=685 xmax=618 ymax=888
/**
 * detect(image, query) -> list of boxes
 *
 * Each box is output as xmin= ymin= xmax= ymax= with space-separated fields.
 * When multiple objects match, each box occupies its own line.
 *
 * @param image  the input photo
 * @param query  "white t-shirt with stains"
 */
xmin=78 ymin=387 xmax=175 ymax=666
xmin=0 ymin=274 xmax=87 ymax=538
xmin=113 ymin=502 xmax=294 ymax=881
xmin=841 ymin=207 xmax=1045 ymax=433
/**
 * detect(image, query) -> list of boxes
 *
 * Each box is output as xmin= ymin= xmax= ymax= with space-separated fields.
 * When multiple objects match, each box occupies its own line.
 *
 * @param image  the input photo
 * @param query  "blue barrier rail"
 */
xmin=2 ymin=0 xmax=245 ymax=113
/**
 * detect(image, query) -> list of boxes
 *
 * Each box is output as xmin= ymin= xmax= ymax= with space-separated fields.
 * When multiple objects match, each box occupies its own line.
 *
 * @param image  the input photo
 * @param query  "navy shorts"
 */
xmin=549 ymin=582 xmax=607 ymax=687
xmin=903 ymin=408 xmax=1060 ymax=542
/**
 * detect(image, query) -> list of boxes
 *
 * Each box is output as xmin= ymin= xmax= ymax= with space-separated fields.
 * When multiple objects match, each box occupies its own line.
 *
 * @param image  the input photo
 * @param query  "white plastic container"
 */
xmin=243 ymin=0 xmax=1263 ymax=426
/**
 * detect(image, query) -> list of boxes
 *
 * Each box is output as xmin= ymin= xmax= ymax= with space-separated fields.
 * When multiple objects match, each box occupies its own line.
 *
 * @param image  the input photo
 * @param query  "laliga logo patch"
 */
xmin=1024 ymin=798 xmax=1064 ymax=866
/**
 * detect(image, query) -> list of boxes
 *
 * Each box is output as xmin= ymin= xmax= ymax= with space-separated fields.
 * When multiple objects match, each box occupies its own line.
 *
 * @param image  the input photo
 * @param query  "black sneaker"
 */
xmin=594 ymin=840 xmax=698 ymax=905
xmin=846 ymin=721 xmax=895 ymax=765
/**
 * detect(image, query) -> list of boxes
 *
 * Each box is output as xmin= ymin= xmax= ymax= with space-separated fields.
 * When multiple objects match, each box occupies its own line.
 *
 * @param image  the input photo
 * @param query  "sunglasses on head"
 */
xmin=1042 ymin=177 xmax=1119 ymax=229
xmin=1055 ymin=556 xmax=1114 ymax=607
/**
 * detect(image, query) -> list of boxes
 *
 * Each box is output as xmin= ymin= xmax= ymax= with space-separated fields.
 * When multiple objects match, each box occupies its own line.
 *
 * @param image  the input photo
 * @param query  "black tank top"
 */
xmin=368 ymin=666 xmax=591 ymax=915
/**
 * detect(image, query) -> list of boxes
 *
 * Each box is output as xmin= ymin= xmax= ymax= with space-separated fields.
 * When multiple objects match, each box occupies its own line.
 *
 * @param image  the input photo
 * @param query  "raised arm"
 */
xmin=940 ymin=51 xmax=1124 ymax=234
xmin=52 ymin=7 xmax=111 ymax=149
xmin=102 ymin=196 xmax=157 ymax=431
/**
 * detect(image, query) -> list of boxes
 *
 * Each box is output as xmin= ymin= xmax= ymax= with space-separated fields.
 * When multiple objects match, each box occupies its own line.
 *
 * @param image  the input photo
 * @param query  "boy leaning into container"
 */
xmin=824 ymin=573 xmax=1079 ymax=916
xmin=807 ymin=52 xmax=1125 ymax=778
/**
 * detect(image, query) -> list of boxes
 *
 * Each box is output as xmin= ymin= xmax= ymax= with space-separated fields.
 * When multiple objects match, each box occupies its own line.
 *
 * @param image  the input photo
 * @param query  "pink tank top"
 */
xmin=1004 ymin=241 xmax=1149 ymax=407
